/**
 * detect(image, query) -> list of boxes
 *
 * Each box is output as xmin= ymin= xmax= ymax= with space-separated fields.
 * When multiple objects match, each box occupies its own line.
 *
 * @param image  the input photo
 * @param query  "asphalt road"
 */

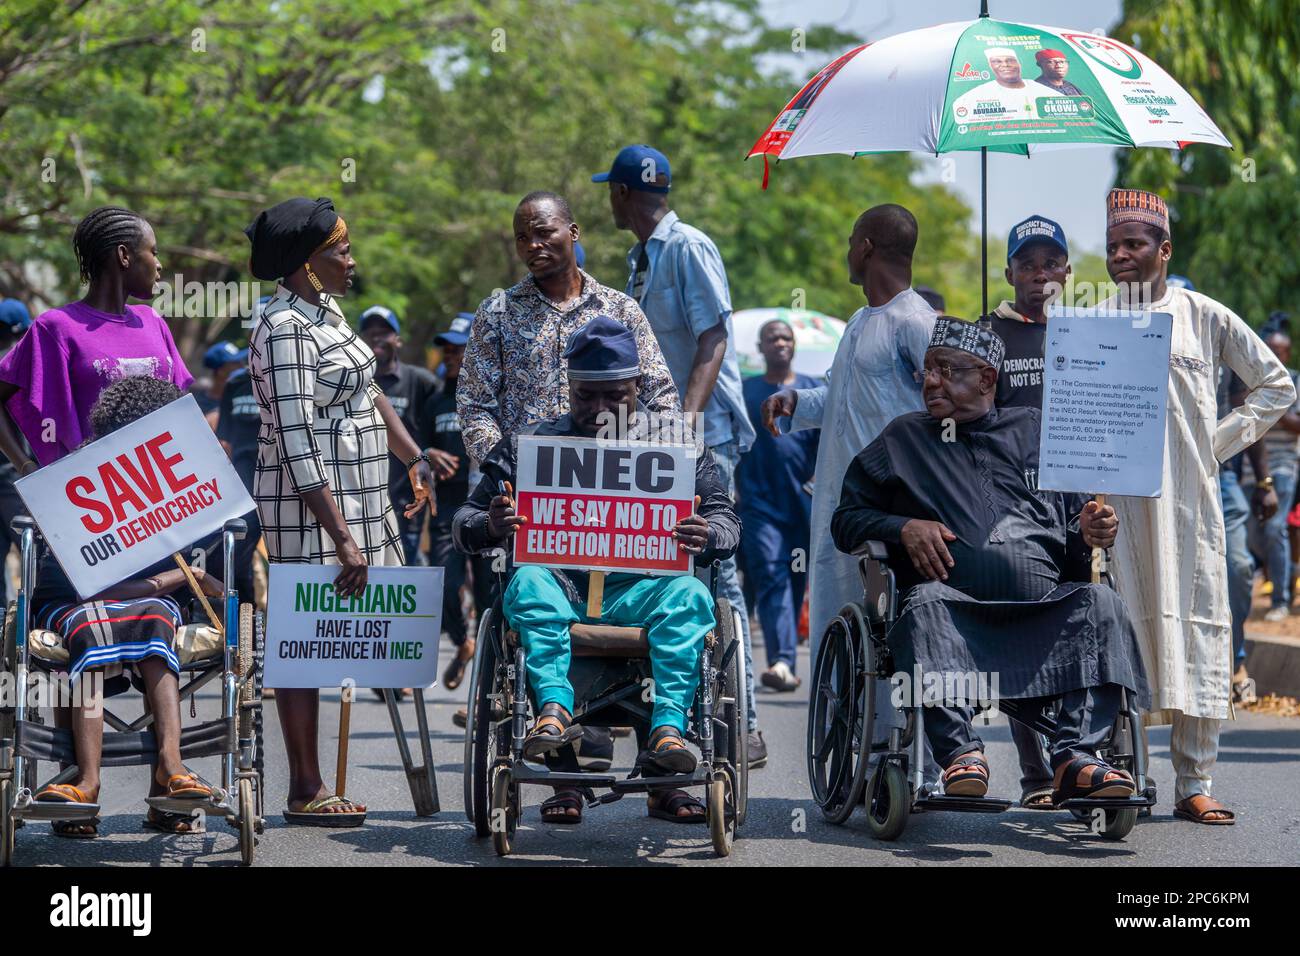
xmin=11 ymin=642 xmax=1300 ymax=867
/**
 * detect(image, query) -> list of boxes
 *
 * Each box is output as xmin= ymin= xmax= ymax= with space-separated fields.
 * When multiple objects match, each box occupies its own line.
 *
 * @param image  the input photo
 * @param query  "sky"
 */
xmin=758 ymin=0 xmax=1128 ymax=253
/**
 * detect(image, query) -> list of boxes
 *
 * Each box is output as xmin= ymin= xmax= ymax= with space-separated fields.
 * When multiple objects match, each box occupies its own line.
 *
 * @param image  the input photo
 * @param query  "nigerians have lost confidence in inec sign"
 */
xmin=1038 ymin=306 xmax=1173 ymax=497
xmin=15 ymin=395 xmax=255 ymax=599
xmin=263 ymin=564 xmax=443 ymax=688
xmin=514 ymin=435 xmax=696 ymax=575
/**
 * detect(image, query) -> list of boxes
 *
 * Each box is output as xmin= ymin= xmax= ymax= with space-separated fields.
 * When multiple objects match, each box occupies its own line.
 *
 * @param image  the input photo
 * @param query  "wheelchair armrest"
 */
xmin=851 ymin=539 xmax=889 ymax=562
xmin=10 ymin=514 xmax=36 ymax=536
xmin=223 ymin=517 xmax=248 ymax=540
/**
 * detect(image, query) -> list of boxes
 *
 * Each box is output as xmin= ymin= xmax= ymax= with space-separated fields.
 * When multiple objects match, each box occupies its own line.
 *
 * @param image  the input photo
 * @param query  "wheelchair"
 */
xmin=806 ymin=540 xmax=1155 ymax=842
xmin=462 ymin=559 xmax=748 ymax=857
xmin=0 ymin=516 xmax=265 ymax=866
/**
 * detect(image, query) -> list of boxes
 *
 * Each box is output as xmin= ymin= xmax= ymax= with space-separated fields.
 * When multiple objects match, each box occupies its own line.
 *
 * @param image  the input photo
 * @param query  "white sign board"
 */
xmin=16 ymin=395 xmax=256 ymax=599
xmin=513 ymin=435 xmax=696 ymax=576
xmin=1038 ymin=306 xmax=1173 ymax=497
xmin=263 ymin=564 xmax=443 ymax=689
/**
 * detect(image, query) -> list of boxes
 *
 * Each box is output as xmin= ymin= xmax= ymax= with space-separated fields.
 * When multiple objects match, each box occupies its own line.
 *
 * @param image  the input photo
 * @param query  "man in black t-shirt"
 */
xmin=360 ymin=305 xmax=440 ymax=565
xmin=420 ymin=313 xmax=494 ymax=689
xmin=981 ymin=214 xmax=1071 ymax=411
xmin=979 ymin=214 xmax=1071 ymax=808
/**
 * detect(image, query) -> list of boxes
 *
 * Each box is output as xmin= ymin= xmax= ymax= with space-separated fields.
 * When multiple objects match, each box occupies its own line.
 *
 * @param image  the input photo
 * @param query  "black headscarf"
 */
xmin=243 ymin=197 xmax=339 ymax=281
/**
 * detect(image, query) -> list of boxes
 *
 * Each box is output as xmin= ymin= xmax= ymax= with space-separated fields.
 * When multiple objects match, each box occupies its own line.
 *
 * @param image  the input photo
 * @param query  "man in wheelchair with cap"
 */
xmin=453 ymin=315 xmax=740 ymax=824
xmin=831 ymin=317 xmax=1151 ymax=806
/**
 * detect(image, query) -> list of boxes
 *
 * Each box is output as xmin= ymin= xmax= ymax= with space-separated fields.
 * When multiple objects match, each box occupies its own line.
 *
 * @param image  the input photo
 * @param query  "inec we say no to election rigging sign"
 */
xmin=16 ymin=395 xmax=255 ymax=598
xmin=514 ymin=435 xmax=696 ymax=575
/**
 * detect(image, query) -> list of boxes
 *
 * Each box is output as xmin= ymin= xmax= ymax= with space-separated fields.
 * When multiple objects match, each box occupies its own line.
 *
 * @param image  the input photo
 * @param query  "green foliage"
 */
xmin=0 ymin=0 xmax=986 ymax=364
xmin=1112 ymin=0 xmax=1300 ymax=322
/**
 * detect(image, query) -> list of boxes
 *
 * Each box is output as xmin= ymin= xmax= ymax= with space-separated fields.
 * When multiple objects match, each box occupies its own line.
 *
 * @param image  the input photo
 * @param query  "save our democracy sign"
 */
xmin=15 ymin=395 xmax=255 ymax=598
xmin=1038 ymin=306 xmax=1174 ymax=497
xmin=263 ymin=564 xmax=443 ymax=688
xmin=513 ymin=435 xmax=695 ymax=576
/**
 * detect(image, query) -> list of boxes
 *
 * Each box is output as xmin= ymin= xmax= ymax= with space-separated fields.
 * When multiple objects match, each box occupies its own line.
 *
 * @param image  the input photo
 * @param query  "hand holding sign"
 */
xmin=671 ymin=495 xmax=709 ymax=555
xmin=488 ymin=480 xmax=528 ymax=540
xmin=1079 ymin=499 xmax=1117 ymax=549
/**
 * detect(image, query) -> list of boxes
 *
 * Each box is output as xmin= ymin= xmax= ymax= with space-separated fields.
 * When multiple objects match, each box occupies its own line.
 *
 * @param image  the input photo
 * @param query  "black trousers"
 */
xmin=427 ymin=514 xmax=497 ymax=647
xmin=0 ymin=482 xmax=26 ymax=607
xmin=924 ymin=683 xmax=1124 ymax=771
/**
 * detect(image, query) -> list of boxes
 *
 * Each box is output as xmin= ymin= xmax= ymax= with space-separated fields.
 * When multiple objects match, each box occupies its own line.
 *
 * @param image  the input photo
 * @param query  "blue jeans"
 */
xmin=740 ymin=511 xmax=808 ymax=673
xmin=1220 ymin=469 xmax=1253 ymax=665
xmin=1263 ymin=463 xmax=1296 ymax=610
xmin=711 ymin=441 xmax=758 ymax=731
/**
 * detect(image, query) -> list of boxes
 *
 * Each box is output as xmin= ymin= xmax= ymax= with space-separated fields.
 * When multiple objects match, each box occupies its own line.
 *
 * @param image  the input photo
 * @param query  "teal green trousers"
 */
xmin=503 ymin=566 xmax=714 ymax=732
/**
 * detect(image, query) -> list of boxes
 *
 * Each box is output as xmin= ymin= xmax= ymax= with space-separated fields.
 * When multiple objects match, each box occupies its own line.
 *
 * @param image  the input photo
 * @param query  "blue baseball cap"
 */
xmin=591 ymin=145 xmax=671 ymax=194
xmin=0 ymin=299 xmax=31 ymax=334
xmin=1007 ymin=215 xmax=1068 ymax=263
xmin=359 ymin=305 xmax=400 ymax=334
xmin=435 ymin=312 xmax=475 ymax=347
xmin=204 ymin=340 xmax=247 ymax=370
xmin=1167 ymin=275 xmax=1195 ymax=291
xmin=564 ymin=315 xmax=640 ymax=381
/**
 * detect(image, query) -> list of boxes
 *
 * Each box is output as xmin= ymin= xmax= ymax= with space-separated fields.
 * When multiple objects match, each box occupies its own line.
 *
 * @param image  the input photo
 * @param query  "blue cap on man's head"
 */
xmin=564 ymin=315 xmax=641 ymax=381
xmin=1007 ymin=215 xmax=1068 ymax=263
xmin=359 ymin=305 xmax=400 ymax=335
xmin=435 ymin=312 xmax=475 ymax=346
xmin=204 ymin=340 xmax=247 ymax=370
xmin=591 ymin=145 xmax=671 ymax=194
xmin=0 ymin=299 xmax=31 ymax=334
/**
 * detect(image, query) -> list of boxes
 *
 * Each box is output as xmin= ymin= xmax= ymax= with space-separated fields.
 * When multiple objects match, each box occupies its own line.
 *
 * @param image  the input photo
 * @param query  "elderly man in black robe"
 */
xmin=831 ymin=318 xmax=1150 ymax=804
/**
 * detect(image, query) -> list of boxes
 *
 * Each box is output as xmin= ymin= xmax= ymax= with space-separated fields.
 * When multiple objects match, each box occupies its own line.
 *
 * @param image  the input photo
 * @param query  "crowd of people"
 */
xmin=0 ymin=139 xmax=1292 ymax=834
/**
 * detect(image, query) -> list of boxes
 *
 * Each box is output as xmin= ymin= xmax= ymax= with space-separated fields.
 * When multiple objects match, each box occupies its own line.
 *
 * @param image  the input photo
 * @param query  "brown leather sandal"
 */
xmin=522 ymin=703 xmax=583 ymax=761
xmin=1174 ymin=795 xmax=1235 ymax=826
xmin=642 ymin=726 xmax=697 ymax=775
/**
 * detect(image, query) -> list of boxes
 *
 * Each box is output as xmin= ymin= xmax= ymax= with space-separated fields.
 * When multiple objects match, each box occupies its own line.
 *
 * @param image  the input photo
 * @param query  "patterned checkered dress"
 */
xmin=247 ymin=285 xmax=403 ymax=567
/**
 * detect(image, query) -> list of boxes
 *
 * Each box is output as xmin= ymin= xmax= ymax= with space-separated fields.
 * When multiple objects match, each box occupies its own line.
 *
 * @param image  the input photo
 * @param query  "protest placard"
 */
xmin=263 ymin=564 xmax=443 ymax=689
xmin=1038 ymin=306 xmax=1173 ymax=497
xmin=15 ymin=395 xmax=256 ymax=599
xmin=513 ymin=435 xmax=695 ymax=576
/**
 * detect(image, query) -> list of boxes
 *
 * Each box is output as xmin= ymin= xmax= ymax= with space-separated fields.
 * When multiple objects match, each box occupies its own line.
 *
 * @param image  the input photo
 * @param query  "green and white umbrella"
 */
xmin=749 ymin=5 xmax=1230 ymax=309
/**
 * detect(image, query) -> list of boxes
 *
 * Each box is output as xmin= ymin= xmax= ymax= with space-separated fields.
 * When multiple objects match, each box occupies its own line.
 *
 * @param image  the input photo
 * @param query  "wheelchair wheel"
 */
xmin=237 ymin=604 xmax=256 ymax=740
xmin=715 ymin=600 xmax=748 ymax=828
xmin=252 ymin=610 xmax=266 ymax=834
xmin=1 ymin=777 xmax=13 ymax=867
xmin=807 ymin=608 xmax=874 ymax=824
xmin=1099 ymin=807 xmax=1138 ymax=840
xmin=238 ymin=778 xmax=256 ymax=866
xmin=866 ymin=760 xmax=909 ymax=841
xmin=707 ymin=770 xmax=736 ymax=857
xmin=468 ymin=610 xmax=503 ymax=838
xmin=489 ymin=766 xmax=518 ymax=857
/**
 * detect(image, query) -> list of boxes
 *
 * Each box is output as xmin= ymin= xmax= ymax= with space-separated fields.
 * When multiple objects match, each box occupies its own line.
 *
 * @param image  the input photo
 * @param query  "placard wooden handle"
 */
xmin=172 ymin=553 xmax=223 ymax=634
xmin=586 ymin=570 xmax=605 ymax=620
xmin=336 ymin=692 xmax=352 ymax=797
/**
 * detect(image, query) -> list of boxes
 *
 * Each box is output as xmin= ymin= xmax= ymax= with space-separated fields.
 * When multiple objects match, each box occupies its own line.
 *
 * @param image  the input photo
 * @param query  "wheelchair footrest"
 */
xmin=914 ymin=794 xmax=1012 ymax=814
xmin=13 ymin=800 xmax=101 ymax=822
xmin=144 ymin=795 xmax=233 ymax=817
xmin=510 ymin=767 xmax=617 ymax=788
xmin=610 ymin=772 xmax=709 ymax=793
xmin=1059 ymin=795 xmax=1155 ymax=810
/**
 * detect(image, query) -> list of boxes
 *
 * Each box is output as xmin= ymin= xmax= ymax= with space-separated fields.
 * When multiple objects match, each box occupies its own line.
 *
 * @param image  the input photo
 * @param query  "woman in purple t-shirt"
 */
xmin=0 ymin=206 xmax=193 ymax=471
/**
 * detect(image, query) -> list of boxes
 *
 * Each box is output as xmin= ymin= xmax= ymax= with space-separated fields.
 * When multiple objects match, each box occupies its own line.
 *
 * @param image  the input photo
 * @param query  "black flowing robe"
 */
xmin=832 ymin=406 xmax=1149 ymax=705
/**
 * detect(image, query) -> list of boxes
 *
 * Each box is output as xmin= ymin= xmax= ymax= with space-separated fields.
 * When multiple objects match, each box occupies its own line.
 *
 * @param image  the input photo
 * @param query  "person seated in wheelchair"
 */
xmin=453 ymin=315 xmax=741 ymax=824
xmin=29 ymin=376 xmax=225 ymax=836
xmin=831 ymin=318 xmax=1150 ymax=806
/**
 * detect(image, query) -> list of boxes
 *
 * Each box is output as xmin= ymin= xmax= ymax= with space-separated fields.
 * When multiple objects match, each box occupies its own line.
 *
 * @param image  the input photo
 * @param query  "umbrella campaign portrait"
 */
xmin=747 ymin=0 xmax=1231 ymax=311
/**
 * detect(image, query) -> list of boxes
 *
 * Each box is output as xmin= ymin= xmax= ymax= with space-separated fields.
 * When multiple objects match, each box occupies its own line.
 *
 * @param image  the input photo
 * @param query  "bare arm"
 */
xmin=0 ymin=381 xmax=35 ymax=475
xmin=374 ymin=389 xmax=434 ymax=518
xmin=681 ymin=321 xmax=727 ymax=417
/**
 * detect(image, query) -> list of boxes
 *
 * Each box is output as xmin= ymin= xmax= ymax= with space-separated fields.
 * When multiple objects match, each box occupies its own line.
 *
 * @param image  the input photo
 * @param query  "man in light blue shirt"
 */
xmin=594 ymin=144 xmax=765 ymax=766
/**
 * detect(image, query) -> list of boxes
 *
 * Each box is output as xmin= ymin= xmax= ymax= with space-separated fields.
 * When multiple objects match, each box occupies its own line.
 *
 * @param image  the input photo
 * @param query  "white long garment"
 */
xmin=1103 ymin=287 xmax=1294 ymax=721
xmin=790 ymin=288 xmax=937 ymax=656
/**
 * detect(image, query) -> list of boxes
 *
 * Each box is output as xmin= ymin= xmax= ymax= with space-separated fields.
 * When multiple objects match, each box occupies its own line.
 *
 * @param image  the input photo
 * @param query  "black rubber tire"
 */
xmin=0 ymin=777 xmax=14 ymax=867
xmin=714 ymin=600 xmax=748 ymax=829
xmin=807 ymin=611 xmax=873 ymax=824
xmin=238 ymin=778 xmax=256 ymax=866
xmin=469 ymin=611 xmax=501 ymax=838
xmin=490 ymin=767 xmax=517 ymax=857
xmin=866 ymin=760 xmax=909 ymax=841
xmin=707 ymin=772 xmax=735 ymax=858
xmin=1101 ymin=807 xmax=1138 ymax=840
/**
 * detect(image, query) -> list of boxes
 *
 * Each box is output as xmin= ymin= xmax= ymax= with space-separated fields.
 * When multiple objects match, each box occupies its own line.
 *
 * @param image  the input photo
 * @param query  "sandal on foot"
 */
xmin=443 ymin=638 xmax=475 ymax=690
xmin=522 ymin=703 xmax=583 ymax=761
xmin=35 ymin=783 xmax=94 ymax=805
xmin=1020 ymin=784 xmax=1055 ymax=810
xmin=143 ymin=808 xmax=201 ymax=834
xmin=283 ymin=794 xmax=367 ymax=828
xmin=943 ymin=753 xmax=990 ymax=797
xmin=641 ymin=726 xmax=697 ymax=776
xmin=647 ymin=788 xmax=706 ymax=823
xmin=1174 ymin=795 xmax=1236 ymax=826
xmin=52 ymin=818 xmax=99 ymax=839
xmin=539 ymin=788 xmax=584 ymax=825
xmin=160 ymin=772 xmax=213 ymax=800
xmin=1051 ymin=756 xmax=1134 ymax=805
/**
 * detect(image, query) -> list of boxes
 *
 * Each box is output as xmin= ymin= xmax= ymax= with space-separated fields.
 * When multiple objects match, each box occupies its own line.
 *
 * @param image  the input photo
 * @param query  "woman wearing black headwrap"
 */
xmin=244 ymin=197 xmax=434 ymax=826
